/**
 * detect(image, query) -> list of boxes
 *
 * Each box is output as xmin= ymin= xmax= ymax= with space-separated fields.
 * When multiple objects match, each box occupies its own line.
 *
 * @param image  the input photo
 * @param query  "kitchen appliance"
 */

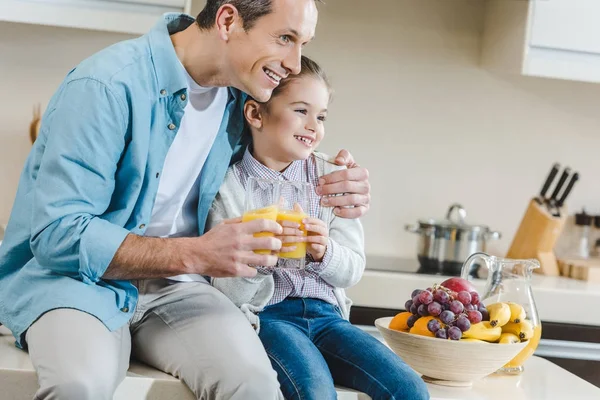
xmin=405 ymin=204 xmax=501 ymax=276
xmin=507 ymin=163 xmax=580 ymax=275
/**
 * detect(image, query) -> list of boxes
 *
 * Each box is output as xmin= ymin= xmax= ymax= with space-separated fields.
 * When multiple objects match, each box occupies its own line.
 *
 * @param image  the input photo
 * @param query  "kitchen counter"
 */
xmin=350 ymin=256 xmax=600 ymax=326
xmin=426 ymin=356 xmax=600 ymax=400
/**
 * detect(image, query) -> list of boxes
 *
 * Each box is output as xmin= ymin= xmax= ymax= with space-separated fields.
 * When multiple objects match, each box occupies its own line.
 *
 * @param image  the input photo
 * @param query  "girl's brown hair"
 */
xmin=266 ymin=55 xmax=332 ymax=104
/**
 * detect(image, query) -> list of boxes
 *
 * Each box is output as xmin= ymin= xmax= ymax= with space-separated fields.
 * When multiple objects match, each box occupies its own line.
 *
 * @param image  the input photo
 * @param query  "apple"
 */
xmin=440 ymin=277 xmax=477 ymax=294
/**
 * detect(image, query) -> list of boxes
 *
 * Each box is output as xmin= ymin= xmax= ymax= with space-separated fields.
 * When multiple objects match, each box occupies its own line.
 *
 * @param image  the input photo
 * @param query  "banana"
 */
xmin=498 ymin=332 xmax=521 ymax=344
xmin=462 ymin=321 xmax=502 ymax=342
xmin=486 ymin=302 xmax=511 ymax=327
xmin=502 ymin=320 xmax=534 ymax=341
xmin=507 ymin=302 xmax=526 ymax=323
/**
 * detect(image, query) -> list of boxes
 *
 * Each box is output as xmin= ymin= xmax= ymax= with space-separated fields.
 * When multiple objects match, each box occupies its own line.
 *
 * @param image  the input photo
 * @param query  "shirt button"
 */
xmin=160 ymin=89 xmax=167 ymax=95
xmin=139 ymin=224 xmax=146 ymax=229
xmin=121 ymin=307 xmax=129 ymax=313
xmin=180 ymin=93 xmax=187 ymax=101
xmin=168 ymin=123 xmax=176 ymax=130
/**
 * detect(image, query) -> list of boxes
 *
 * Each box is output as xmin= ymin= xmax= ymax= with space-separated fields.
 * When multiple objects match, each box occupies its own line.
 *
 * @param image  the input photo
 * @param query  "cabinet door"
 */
xmin=530 ymin=0 xmax=600 ymax=54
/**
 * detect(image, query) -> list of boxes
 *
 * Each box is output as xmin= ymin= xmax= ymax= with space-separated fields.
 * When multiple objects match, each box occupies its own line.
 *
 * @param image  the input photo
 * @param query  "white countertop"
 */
xmin=348 ymin=259 xmax=600 ymax=326
xmin=426 ymin=356 xmax=599 ymax=400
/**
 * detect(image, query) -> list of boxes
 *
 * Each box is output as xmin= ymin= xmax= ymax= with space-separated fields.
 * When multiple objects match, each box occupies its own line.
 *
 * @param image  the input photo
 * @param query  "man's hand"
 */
xmin=184 ymin=218 xmax=283 ymax=278
xmin=316 ymin=149 xmax=370 ymax=218
xmin=276 ymin=219 xmax=304 ymax=254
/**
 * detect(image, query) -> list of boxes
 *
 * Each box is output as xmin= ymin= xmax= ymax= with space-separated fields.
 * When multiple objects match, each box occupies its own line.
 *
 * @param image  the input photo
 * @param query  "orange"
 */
xmin=389 ymin=312 xmax=412 ymax=331
xmin=409 ymin=316 xmax=444 ymax=338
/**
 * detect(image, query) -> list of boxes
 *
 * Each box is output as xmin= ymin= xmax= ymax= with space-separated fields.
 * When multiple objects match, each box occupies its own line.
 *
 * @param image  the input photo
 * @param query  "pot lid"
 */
xmin=418 ymin=203 xmax=490 ymax=232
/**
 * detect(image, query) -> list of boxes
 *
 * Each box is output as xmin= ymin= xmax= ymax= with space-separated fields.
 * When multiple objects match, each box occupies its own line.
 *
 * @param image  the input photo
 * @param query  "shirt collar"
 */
xmin=147 ymin=13 xmax=191 ymax=96
xmin=240 ymin=147 xmax=304 ymax=182
xmin=147 ymin=13 xmax=241 ymax=102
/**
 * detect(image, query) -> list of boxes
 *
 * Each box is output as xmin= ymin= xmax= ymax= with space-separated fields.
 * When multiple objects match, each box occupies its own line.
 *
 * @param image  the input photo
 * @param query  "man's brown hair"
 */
xmin=196 ymin=0 xmax=323 ymax=31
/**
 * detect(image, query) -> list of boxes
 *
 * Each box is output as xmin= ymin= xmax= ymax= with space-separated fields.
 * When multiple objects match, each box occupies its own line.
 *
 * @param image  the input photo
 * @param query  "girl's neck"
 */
xmin=251 ymin=141 xmax=294 ymax=173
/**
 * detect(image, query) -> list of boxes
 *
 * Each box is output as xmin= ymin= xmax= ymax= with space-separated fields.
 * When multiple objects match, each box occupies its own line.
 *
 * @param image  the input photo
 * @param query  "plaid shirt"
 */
xmin=234 ymin=148 xmax=337 ymax=307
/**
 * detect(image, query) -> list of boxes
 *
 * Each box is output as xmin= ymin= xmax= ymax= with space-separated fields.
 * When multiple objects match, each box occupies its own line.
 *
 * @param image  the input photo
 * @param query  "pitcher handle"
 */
xmin=461 ymin=252 xmax=492 ymax=280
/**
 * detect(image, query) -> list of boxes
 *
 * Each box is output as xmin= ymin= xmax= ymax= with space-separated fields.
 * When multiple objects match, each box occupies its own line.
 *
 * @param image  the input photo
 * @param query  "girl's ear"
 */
xmin=244 ymin=100 xmax=263 ymax=130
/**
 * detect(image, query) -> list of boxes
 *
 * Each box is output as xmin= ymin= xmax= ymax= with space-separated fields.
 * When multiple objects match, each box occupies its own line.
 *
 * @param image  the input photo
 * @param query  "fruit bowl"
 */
xmin=375 ymin=317 xmax=528 ymax=386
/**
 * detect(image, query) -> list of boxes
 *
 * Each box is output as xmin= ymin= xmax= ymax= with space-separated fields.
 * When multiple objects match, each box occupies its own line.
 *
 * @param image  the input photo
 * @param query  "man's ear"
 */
xmin=215 ymin=4 xmax=242 ymax=41
xmin=244 ymin=100 xmax=264 ymax=129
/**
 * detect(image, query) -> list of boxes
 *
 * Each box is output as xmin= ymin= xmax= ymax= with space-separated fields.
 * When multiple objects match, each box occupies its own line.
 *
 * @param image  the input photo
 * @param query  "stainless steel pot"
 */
xmin=404 ymin=203 xmax=501 ymax=276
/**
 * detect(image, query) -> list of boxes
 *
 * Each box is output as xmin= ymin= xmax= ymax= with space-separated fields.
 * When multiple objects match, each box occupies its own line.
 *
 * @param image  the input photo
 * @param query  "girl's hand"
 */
xmin=304 ymin=217 xmax=329 ymax=262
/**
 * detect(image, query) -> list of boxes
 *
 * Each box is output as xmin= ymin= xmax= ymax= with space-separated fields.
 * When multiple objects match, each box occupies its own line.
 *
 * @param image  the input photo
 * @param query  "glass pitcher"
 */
xmin=461 ymin=252 xmax=542 ymax=375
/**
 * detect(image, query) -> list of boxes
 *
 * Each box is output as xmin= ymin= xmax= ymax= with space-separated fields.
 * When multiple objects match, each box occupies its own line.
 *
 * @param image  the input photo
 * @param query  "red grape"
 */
xmin=412 ymin=296 xmax=422 ymax=308
xmin=470 ymin=291 xmax=480 ymax=305
xmin=405 ymin=299 xmax=413 ymax=311
xmin=456 ymin=315 xmax=471 ymax=332
xmin=417 ymin=304 xmax=430 ymax=317
xmin=418 ymin=290 xmax=433 ymax=305
xmin=407 ymin=315 xmax=420 ymax=328
xmin=411 ymin=289 xmax=423 ymax=298
xmin=479 ymin=305 xmax=490 ymax=321
xmin=410 ymin=304 xmax=418 ymax=315
xmin=427 ymin=319 xmax=441 ymax=333
xmin=427 ymin=301 xmax=442 ymax=317
xmin=450 ymin=300 xmax=464 ymax=314
xmin=440 ymin=310 xmax=455 ymax=325
xmin=433 ymin=289 xmax=449 ymax=304
xmin=465 ymin=304 xmax=477 ymax=311
xmin=435 ymin=328 xmax=447 ymax=339
xmin=467 ymin=310 xmax=483 ymax=324
xmin=457 ymin=291 xmax=472 ymax=305
xmin=447 ymin=326 xmax=462 ymax=340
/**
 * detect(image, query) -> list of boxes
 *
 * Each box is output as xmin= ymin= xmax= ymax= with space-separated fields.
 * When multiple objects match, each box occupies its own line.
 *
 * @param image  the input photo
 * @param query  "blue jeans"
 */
xmin=258 ymin=298 xmax=430 ymax=400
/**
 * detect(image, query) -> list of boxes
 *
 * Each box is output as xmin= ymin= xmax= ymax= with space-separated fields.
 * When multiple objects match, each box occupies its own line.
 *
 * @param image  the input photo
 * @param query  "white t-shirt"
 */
xmin=144 ymin=63 xmax=228 ymax=282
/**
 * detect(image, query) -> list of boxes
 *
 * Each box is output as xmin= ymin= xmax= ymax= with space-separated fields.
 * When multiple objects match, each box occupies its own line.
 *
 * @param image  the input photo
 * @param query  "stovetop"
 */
xmin=365 ymin=255 xmax=449 ymax=275
xmin=365 ymin=255 xmax=483 ymax=279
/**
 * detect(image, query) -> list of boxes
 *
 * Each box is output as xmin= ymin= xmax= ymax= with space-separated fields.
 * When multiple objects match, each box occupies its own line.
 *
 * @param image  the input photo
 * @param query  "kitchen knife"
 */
xmin=556 ymin=172 xmax=579 ymax=208
xmin=549 ymin=167 xmax=571 ymax=205
xmin=537 ymin=163 xmax=560 ymax=205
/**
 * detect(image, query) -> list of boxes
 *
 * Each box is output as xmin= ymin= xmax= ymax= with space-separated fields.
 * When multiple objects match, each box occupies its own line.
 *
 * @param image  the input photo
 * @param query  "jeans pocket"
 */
xmin=333 ymin=304 xmax=344 ymax=318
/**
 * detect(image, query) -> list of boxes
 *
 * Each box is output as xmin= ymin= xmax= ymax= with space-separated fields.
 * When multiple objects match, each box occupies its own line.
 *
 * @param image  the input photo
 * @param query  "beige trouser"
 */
xmin=25 ymin=279 xmax=283 ymax=400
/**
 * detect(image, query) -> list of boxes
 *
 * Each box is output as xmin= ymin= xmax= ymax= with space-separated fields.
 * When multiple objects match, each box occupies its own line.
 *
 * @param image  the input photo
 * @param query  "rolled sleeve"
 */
xmin=29 ymin=77 xmax=129 ymax=282
xmin=305 ymin=238 xmax=334 ymax=274
xmin=79 ymin=218 xmax=130 ymax=283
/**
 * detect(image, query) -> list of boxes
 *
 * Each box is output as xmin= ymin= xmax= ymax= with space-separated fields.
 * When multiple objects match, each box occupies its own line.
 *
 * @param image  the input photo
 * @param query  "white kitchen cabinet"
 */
xmin=0 ymin=0 xmax=192 ymax=35
xmin=481 ymin=0 xmax=600 ymax=84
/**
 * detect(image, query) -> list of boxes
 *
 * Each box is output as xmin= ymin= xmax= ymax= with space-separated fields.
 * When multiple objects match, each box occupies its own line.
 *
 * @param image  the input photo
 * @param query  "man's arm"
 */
xmin=31 ymin=78 xmax=281 ymax=282
xmin=104 ymin=218 xmax=283 ymax=280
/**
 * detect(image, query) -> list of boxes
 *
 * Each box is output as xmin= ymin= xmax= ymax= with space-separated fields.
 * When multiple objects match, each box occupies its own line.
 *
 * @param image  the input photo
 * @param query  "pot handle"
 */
xmin=446 ymin=203 xmax=467 ymax=224
xmin=485 ymin=230 xmax=502 ymax=240
xmin=404 ymin=224 xmax=420 ymax=234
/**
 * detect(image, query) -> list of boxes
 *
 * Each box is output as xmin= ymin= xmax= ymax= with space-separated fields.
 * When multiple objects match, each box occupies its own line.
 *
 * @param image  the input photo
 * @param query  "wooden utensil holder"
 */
xmin=506 ymin=199 xmax=568 ymax=276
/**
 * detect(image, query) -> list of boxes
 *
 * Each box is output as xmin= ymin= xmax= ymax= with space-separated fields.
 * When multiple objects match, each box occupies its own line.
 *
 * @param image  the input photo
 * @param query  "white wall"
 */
xmin=0 ymin=22 xmax=134 ymax=225
xmin=1 ymin=0 xmax=600 ymax=258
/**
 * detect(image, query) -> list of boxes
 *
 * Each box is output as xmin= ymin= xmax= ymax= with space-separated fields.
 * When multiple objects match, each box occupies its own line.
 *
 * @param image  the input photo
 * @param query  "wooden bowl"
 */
xmin=375 ymin=317 xmax=528 ymax=386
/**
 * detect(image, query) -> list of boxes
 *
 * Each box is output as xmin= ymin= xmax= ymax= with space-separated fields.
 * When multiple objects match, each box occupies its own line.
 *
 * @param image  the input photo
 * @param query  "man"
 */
xmin=0 ymin=0 xmax=371 ymax=399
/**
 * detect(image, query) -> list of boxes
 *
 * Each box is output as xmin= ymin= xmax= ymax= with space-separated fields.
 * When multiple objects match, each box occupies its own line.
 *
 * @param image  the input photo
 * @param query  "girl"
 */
xmin=208 ymin=56 xmax=429 ymax=400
